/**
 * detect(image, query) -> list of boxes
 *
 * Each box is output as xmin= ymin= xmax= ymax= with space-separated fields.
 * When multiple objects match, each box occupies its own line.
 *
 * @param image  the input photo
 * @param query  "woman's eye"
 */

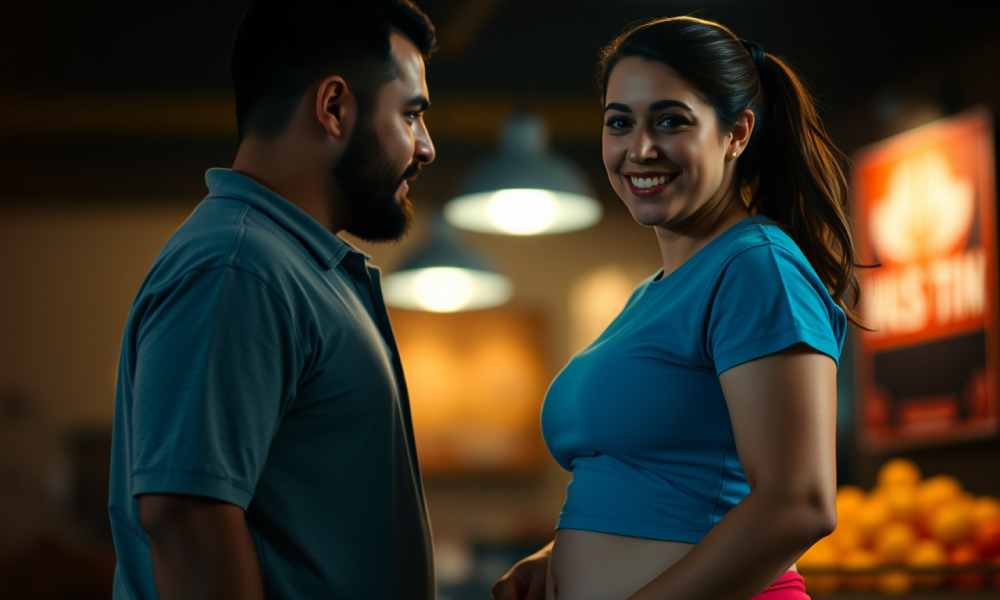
xmin=658 ymin=115 xmax=689 ymax=128
xmin=605 ymin=116 xmax=631 ymax=129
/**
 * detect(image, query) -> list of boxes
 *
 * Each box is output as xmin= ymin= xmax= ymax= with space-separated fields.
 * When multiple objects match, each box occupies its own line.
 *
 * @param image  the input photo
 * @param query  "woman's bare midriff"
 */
xmin=546 ymin=529 xmax=797 ymax=600
xmin=546 ymin=529 xmax=693 ymax=600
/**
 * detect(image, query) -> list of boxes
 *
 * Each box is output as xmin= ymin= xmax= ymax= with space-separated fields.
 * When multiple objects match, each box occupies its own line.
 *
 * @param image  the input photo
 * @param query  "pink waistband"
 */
xmin=753 ymin=571 xmax=809 ymax=599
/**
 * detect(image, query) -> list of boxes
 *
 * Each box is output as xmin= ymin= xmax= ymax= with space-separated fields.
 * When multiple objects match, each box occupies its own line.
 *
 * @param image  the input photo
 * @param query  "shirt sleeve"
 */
xmin=705 ymin=244 xmax=846 ymax=375
xmin=130 ymin=265 xmax=302 ymax=509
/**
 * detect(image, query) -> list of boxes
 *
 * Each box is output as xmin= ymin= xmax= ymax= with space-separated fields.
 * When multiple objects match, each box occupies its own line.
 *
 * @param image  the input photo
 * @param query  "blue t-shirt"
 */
xmin=108 ymin=169 xmax=433 ymax=599
xmin=541 ymin=216 xmax=846 ymax=543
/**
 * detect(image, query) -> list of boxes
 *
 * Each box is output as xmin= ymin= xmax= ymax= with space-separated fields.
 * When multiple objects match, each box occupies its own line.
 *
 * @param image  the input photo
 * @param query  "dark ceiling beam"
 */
xmin=1 ymin=94 xmax=236 ymax=140
xmin=431 ymin=0 xmax=508 ymax=61
xmin=0 ymin=93 xmax=603 ymax=145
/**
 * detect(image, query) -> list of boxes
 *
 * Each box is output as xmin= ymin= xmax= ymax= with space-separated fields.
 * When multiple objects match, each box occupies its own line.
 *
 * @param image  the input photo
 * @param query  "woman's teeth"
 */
xmin=630 ymin=175 xmax=670 ymax=189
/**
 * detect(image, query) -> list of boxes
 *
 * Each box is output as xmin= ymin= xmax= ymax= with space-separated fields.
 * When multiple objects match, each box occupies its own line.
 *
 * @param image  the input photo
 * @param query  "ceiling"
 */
xmin=1 ymin=0 xmax=998 ymax=201
xmin=3 ymin=0 xmax=998 ymax=103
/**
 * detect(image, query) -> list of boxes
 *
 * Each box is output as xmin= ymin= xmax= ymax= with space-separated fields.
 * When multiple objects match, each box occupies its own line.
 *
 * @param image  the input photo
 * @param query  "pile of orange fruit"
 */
xmin=799 ymin=458 xmax=1000 ymax=595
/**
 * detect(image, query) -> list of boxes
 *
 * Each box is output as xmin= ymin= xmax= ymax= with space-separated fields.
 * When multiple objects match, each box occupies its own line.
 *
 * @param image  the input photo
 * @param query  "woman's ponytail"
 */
xmin=597 ymin=17 xmax=867 ymax=327
xmin=750 ymin=54 xmax=865 ymax=327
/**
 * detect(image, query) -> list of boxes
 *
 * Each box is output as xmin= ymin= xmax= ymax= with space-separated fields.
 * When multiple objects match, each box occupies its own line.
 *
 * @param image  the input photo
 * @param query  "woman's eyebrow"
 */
xmin=604 ymin=100 xmax=694 ymax=113
xmin=649 ymin=99 xmax=692 ymax=112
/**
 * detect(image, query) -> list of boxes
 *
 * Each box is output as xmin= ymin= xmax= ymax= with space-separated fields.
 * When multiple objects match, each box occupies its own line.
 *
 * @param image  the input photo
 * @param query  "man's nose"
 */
xmin=415 ymin=121 xmax=435 ymax=164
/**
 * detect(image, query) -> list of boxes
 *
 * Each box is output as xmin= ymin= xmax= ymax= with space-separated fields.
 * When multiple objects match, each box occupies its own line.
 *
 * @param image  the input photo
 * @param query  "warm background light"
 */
xmin=445 ymin=189 xmax=602 ymax=235
xmin=383 ymin=267 xmax=513 ymax=313
xmin=389 ymin=309 xmax=548 ymax=474
xmin=568 ymin=265 xmax=642 ymax=354
xmin=413 ymin=267 xmax=475 ymax=312
xmin=443 ymin=111 xmax=602 ymax=236
xmin=487 ymin=189 xmax=558 ymax=235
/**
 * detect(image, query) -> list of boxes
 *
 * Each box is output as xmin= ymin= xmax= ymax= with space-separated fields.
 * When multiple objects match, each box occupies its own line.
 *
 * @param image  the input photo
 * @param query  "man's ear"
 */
xmin=315 ymin=75 xmax=352 ymax=139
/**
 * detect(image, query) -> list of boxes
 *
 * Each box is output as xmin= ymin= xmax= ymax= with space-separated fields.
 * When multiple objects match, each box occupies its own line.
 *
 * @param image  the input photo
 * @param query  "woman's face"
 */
xmin=602 ymin=56 xmax=740 ymax=230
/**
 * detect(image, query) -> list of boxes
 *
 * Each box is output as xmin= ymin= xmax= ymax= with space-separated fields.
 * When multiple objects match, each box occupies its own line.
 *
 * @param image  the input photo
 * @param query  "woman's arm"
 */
xmin=492 ymin=540 xmax=554 ymax=600
xmin=628 ymin=343 xmax=838 ymax=600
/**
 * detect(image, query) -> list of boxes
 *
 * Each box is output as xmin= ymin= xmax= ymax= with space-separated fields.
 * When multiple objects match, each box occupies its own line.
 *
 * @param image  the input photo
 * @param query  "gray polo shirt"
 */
xmin=108 ymin=168 xmax=433 ymax=599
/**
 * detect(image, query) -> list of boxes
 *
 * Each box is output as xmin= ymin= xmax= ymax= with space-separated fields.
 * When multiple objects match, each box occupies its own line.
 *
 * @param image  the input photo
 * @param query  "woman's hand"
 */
xmin=492 ymin=541 xmax=553 ymax=600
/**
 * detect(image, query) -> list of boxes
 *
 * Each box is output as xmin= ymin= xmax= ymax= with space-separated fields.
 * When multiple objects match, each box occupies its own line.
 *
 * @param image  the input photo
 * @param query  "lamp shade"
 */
xmin=444 ymin=113 xmax=602 ymax=235
xmin=383 ymin=218 xmax=513 ymax=313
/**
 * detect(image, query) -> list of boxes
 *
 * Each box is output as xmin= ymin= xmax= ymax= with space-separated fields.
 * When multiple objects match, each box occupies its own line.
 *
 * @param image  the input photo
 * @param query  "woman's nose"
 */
xmin=628 ymin=129 xmax=658 ymax=164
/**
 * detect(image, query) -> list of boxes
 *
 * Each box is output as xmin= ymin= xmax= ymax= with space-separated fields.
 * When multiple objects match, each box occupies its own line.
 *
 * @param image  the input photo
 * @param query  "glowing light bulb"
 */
xmin=412 ymin=267 xmax=475 ymax=312
xmin=487 ymin=189 xmax=559 ymax=235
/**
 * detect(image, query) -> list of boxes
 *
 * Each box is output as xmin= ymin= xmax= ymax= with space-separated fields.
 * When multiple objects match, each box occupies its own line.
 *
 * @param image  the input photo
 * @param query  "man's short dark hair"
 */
xmin=231 ymin=0 xmax=435 ymax=141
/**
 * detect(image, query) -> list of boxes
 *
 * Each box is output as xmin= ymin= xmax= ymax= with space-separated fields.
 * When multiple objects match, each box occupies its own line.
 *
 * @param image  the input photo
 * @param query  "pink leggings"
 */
xmin=753 ymin=571 xmax=810 ymax=599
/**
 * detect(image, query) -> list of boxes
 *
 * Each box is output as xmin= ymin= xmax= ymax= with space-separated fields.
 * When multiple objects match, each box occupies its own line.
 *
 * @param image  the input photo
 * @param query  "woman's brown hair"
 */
xmin=597 ymin=16 xmax=866 ymax=327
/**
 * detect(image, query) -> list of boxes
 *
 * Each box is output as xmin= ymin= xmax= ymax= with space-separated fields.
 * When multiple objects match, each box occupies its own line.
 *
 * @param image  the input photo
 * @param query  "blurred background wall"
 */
xmin=1 ymin=1 xmax=999 ymax=598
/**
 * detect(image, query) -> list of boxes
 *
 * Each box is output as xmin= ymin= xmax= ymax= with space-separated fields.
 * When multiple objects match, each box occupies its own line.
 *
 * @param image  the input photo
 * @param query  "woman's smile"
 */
xmin=624 ymin=171 xmax=679 ymax=195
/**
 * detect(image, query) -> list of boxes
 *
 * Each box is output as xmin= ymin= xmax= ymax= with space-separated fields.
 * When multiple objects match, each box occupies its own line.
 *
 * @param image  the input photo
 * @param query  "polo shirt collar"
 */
xmin=205 ymin=168 xmax=369 ymax=270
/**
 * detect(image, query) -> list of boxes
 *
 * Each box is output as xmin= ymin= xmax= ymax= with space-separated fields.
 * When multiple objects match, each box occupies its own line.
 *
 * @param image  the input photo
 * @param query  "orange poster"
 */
xmin=853 ymin=108 xmax=999 ymax=451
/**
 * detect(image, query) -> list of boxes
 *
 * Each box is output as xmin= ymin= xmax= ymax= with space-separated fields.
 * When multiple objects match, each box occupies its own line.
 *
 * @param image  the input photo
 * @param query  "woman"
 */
xmin=492 ymin=16 xmax=862 ymax=600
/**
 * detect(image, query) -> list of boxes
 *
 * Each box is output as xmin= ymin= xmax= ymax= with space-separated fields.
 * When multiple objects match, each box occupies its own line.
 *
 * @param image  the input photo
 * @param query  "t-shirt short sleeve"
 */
xmin=130 ymin=266 xmax=301 ymax=509
xmin=706 ymin=244 xmax=845 ymax=375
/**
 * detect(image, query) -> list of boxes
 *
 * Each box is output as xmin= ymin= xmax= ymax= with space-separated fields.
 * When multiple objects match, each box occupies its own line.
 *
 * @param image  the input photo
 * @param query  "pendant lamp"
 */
xmin=382 ymin=217 xmax=513 ymax=313
xmin=443 ymin=112 xmax=602 ymax=235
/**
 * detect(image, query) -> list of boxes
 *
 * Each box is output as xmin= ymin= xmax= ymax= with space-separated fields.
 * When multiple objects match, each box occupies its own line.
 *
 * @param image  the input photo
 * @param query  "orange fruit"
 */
xmin=991 ymin=555 xmax=1000 ymax=590
xmin=799 ymin=538 xmax=840 ymax=594
xmin=955 ymin=492 xmax=977 ymax=510
xmin=800 ymin=537 xmax=839 ymax=568
xmin=878 ymin=570 xmax=913 ymax=595
xmin=835 ymin=486 xmax=866 ymax=526
xmin=874 ymin=521 xmax=917 ymax=563
xmin=929 ymin=499 xmax=974 ymax=545
xmin=907 ymin=538 xmax=947 ymax=589
xmin=801 ymin=573 xmax=839 ymax=595
xmin=972 ymin=495 xmax=1000 ymax=525
xmin=877 ymin=458 xmax=922 ymax=488
xmin=917 ymin=475 xmax=962 ymax=521
xmin=949 ymin=542 xmax=986 ymax=591
xmin=841 ymin=548 xmax=880 ymax=591
xmin=856 ymin=496 xmax=892 ymax=542
xmin=879 ymin=484 xmax=919 ymax=523
xmin=828 ymin=522 xmax=864 ymax=552
xmin=972 ymin=516 xmax=1000 ymax=555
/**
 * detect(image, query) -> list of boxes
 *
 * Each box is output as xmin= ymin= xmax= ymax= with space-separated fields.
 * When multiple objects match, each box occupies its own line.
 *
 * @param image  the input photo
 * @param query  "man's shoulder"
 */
xmin=148 ymin=196 xmax=316 ymax=292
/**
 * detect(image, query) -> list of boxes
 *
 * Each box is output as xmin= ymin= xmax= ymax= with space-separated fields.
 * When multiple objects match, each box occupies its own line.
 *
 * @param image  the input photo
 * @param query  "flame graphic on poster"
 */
xmin=870 ymin=150 xmax=975 ymax=264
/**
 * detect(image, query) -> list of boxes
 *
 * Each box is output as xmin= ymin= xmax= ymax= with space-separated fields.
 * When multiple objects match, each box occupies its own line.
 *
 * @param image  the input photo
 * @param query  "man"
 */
xmin=107 ymin=1 xmax=437 ymax=598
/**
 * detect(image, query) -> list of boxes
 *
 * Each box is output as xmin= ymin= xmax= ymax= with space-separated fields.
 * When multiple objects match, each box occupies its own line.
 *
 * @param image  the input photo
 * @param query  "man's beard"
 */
xmin=331 ymin=112 xmax=417 ymax=243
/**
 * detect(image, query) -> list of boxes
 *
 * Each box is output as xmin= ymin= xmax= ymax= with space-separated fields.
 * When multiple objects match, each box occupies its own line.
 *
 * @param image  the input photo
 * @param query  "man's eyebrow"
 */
xmin=408 ymin=95 xmax=429 ymax=111
xmin=649 ymin=99 xmax=692 ymax=112
xmin=604 ymin=102 xmax=631 ymax=113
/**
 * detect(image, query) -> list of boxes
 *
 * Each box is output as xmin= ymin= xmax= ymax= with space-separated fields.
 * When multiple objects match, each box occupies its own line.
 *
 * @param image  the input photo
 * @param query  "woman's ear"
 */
xmin=728 ymin=108 xmax=756 ymax=159
xmin=315 ymin=75 xmax=352 ymax=139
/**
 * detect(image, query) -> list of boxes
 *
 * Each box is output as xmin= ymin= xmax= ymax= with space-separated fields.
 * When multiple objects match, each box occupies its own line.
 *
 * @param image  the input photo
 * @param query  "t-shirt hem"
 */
xmin=556 ymin=514 xmax=708 ymax=544
xmin=714 ymin=325 xmax=840 ymax=375
xmin=132 ymin=470 xmax=254 ymax=509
